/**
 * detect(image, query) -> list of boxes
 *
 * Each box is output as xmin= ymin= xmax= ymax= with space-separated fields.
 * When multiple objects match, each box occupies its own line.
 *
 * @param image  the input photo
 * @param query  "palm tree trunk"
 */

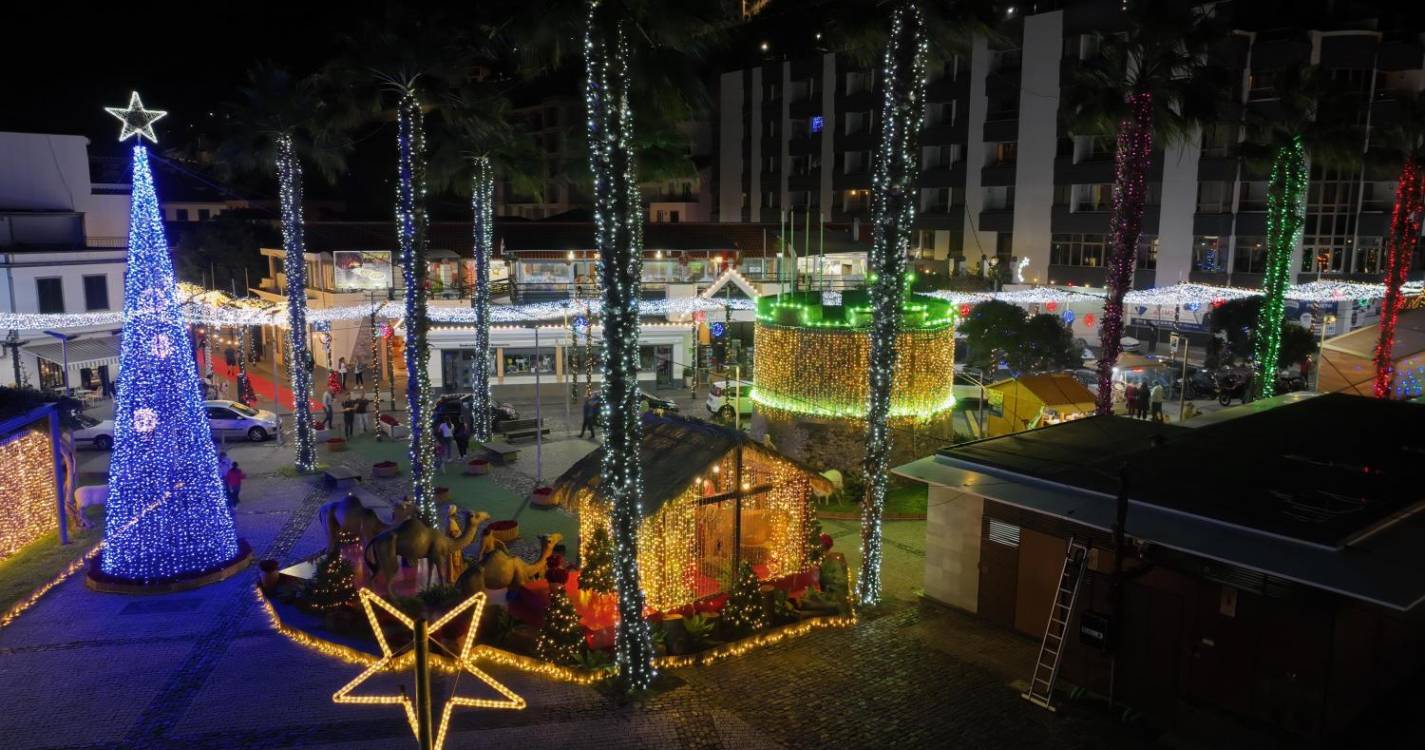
xmin=1252 ymin=136 xmax=1307 ymax=400
xmin=1094 ymin=91 xmax=1154 ymax=415
xmin=471 ymin=156 xmax=495 ymax=441
xmin=1373 ymin=155 xmax=1424 ymax=398
xmin=275 ymin=134 xmax=317 ymax=471
xmin=397 ymin=91 xmax=438 ymax=525
xmin=859 ymin=0 xmax=928 ymax=607
xmin=584 ymin=0 xmax=655 ymax=691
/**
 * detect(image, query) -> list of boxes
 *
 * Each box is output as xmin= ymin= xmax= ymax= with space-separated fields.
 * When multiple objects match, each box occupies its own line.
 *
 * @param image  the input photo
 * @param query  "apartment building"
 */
xmin=715 ymin=1 xmax=1425 ymax=292
xmin=0 ymin=132 xmax=129 ymax=392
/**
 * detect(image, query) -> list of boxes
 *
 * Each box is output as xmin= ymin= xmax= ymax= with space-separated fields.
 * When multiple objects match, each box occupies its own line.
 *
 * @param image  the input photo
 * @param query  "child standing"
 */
xmin=224 ymin=462 xmax=246 ymax=507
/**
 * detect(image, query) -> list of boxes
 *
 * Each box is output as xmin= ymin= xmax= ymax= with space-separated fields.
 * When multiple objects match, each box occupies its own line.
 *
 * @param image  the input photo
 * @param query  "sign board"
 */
xmin=1079 ymin=610 xmax=1111 ymax=650
xmin=333 ymin=251 xmax=393 ymax=291
xmin=1169 ymin=333 xmax=1180 ymax=353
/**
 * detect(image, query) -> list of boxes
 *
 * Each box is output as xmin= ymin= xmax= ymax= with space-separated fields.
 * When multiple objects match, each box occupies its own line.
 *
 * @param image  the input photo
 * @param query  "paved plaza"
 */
xmin=0 ymin=426 xmax=1186 ymax=750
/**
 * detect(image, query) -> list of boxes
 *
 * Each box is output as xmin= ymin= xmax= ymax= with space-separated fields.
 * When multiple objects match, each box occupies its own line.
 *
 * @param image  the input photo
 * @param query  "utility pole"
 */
xmin=413 ymin=618 xmax=434 ymax=750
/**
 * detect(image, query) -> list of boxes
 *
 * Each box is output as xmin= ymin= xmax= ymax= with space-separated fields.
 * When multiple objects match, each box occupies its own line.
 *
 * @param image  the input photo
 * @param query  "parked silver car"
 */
xmin=203 ymin=400 xmax=278 ymax=442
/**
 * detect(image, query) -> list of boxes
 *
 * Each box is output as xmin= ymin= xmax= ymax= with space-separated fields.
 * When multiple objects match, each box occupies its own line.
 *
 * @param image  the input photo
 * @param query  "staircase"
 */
xmin=1021 ymin=536 xmax=1090 ymax=711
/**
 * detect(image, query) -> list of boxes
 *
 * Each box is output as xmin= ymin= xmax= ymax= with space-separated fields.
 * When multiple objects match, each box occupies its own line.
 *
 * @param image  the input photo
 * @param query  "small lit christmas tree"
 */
xmin=536 ymin=585 xmax=585 ymax=666
xmin=579 ymin=525 xmax=615 ymax=595
xmin=303 ymin=551 xmax=357 ymax=611
xmin=806 ymin=518 xmax=827 ymax=566
xmin=721 ymin=561 xmax=768 ymax=637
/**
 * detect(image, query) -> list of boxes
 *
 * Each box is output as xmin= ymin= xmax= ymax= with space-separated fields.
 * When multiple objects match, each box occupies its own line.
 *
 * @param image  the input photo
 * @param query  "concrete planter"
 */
xmin=372 ymin=461 xmax=399 ymax=479
xmin=529 ymin=486 xmax=556 ymax=509
xmin=465 ymin=458 xmax=490 ymax=476
xmin=325 ymin=438 xmax=347 ymax=452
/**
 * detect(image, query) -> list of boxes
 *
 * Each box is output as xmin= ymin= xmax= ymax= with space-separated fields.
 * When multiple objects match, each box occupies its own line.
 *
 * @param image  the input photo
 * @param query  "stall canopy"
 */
xmin=25 ymin=335 xmax=121 ymax=373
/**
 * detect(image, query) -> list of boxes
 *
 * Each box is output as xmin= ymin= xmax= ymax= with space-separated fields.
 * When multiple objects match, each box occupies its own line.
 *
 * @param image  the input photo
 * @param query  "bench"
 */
xmin=496 ymin=418 xmax=550 ymax=443
xmin=480 ymin=441 xmax=521 ymax=465
xmin=322 ymin=463 xmax=363 ymax=490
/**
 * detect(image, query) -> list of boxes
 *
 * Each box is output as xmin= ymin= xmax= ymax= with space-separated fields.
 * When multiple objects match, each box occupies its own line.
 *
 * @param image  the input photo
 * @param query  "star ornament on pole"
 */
xmin=333 ymin=588 xmax=525 ymax=750
xmin=104 ymin=91 xmax=167 ymax=144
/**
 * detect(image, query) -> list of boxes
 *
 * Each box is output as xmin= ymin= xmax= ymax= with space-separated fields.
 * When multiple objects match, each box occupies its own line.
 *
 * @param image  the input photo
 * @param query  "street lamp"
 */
xmin=42 ymin=330 xmax=77 ymax=396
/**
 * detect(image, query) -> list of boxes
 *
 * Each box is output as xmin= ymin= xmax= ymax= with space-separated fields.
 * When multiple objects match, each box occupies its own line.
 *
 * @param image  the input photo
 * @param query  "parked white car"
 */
xmin=203 ymin=400 xmax=279 ymax=442
xmin=72 ymin=413 xmax=115 ymax=451
xmin=705 ymin=380 xmax=754 ymax=421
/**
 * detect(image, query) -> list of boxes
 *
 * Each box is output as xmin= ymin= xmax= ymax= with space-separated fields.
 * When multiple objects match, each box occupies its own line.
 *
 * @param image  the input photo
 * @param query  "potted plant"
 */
xmin=466 ymin=457 xmax=490 ymax=476
xmin=373 ymin=460 xmax=399 ymax=479
xmin=325 ymin=437 xmax=347 ymax=452
xmin=682 ymin=366 xmax=694 ymax=388
xmin=434 ymin=486 xmax=451 ymax=503
xmin=487 ymin=519 xmax=519 ymax=545
xmin=529 ymin=485 xmax=555 ymax=508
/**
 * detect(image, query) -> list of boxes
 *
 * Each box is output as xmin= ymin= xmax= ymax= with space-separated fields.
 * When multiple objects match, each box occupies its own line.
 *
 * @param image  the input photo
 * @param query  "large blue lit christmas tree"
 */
xmin=95 ymin=93 xmax=245 ymax=585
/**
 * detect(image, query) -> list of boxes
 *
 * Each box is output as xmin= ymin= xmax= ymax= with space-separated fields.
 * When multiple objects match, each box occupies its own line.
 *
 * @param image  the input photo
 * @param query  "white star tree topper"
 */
xmin=104 ymin=92 xmax=167 ymax=143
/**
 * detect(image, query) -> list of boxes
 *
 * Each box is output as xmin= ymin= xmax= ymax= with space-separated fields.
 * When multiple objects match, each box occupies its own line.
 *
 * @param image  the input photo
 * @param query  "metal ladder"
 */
xmin=1021 ymin=536 xmax=1090 ymax=711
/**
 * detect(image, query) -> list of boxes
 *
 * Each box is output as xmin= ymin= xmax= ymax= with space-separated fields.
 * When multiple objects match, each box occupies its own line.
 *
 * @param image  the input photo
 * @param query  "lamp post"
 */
xmin=1317 ymin=313 xmax=1337 ymax=391
xmin=42 ymin=330 xmax=77 ymax=396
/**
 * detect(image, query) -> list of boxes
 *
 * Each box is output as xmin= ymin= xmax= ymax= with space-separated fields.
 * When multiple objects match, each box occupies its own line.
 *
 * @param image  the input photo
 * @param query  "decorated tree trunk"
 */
xmin=860 ymin=1 xmax=928 ymax=606
xmin=1373 ymin=155 xmax=1425 ymax=398
xmin=101 ymin=144 xmax=242 ymax=582
xmin=396 ymin=92 xmax=438 ymax=525
xmin=276 ymin=134 xmax=317 ymax=471
xmin=584 ymin=0 xmax=656 ymax=690
xmin=471 ymin=156 xmax=495 ymax=441
xmin=1253 ymin=136 xmax=1308 ymax=400
xmin=1094 ymin=90 xmax=1154 ymax=415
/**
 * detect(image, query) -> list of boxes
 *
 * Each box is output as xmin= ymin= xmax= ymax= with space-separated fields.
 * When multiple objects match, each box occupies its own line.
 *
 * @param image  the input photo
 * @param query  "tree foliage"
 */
xmin=536 ymin=586 xmax=586 ymax=666
xmin=959 ymin=301 xmax=1079 ymax=374
xmin=579 ymin=525 xmax=615 ymax=595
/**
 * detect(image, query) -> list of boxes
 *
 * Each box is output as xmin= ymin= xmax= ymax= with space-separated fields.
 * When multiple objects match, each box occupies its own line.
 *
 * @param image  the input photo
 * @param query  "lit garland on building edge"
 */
xmin=471 ymin=156 xmax=495 ymax=441
xmin=276 ymin=133 xmax=317 ymax=471
xmin=100 ymin=141 xmax=241 ymax=582
xmin=0 ymin=428 xmax=61 ymax=562
xmin=1373 ymin=156 xmax=1424 ymax=398
xmin=584 ymin=0 xmax=656 ymax=690
xmin=859 ymin=0 xmax=928 ymax=606
xmin=1094 ymin=90 xmax=1154 ymax=415
xmin=1252 ymin=135 xmax=1308 ymax=400
xmin=395 ymin=91 xmax=438 ymax=526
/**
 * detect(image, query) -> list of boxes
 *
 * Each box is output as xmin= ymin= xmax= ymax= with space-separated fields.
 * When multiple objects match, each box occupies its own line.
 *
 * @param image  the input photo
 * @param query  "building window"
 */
xmin=1050 ymin=234 xmax=1106 ymax=268
xmin=1233 ymin=236 xmax=1267 ymax=274
xmin=36 ymin=277 xmax=64 ymax=314
xmin=926 ymin=101 xmax=955 ymax=126
xmin=1354 ymin=238 xmax=1384 ymax=273
xmin=1074 ymin=135 xmax=1114 ymax=162
xmin=1193 ymin=236 xmax=1225 ymax=272
xmin=843 ymin=151 xmax=867 ymax=175
xmin=82 ymin=275 xmax=109 ymax=311
xmin=1138 ymin=235 xmax=1159 ymax=270
xmin=175 ymin=208 xmax=189 ymax=221
xmin=1301 ymin=170 xmax=1361 ymax=275
xmin=1362 ymin=181 xmax=1395 ymax=211
xmin=995 ymin=232 xmax=1014 ymax=260
xmin=922 ymin=144 xmax=960 ymax=170
xmin=846 ymin=70 xmax=873 ymax=95
xmin=197 ymin=208 xmax=211 ymax=221
xmin=1201 ymin=125 xmax=1235 ymax=158
xmin=669 ymin=210 xmax=681 ymax=223
xmin=1073 ymin=184 xmax=1112 ymax=212
xmin=844 ymin=111 xmax=868 ymax=135
xmin=987 ymin=141 xmax=1017 ymax=166
xmin=502 ymin=349 xmax=554 ymax=375
xmin=1239 ymin=182 xmax=1268 ymax=211
xmin=982 ymin=186 xmax=1014 ymax=211
xmin=1196 ymin=181 xmax=1230 ymax=213
xmin=764 ymin=120 xmax=778 ymax=138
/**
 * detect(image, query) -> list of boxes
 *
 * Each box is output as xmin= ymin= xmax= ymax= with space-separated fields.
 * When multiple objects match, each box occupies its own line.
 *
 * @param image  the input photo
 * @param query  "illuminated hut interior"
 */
xmin=551 ymin=414 xmax=828 ymax=612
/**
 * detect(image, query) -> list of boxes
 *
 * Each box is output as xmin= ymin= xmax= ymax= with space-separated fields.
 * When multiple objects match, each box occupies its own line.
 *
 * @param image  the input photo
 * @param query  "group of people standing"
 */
xmin=1123 ymin=381 xmax=1166 ymax=422
xmin=322 ymin=390 xmax=375 ymax=437
xmin=335 ymin=357 xmax=365 ymax=389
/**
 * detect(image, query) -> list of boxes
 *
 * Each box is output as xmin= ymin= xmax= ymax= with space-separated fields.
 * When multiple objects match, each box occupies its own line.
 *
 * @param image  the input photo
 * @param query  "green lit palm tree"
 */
xmin=1371 ymin=90 xmax=1425 ymax=397
xmin=218 ymin=64 xmax=352 ymax=473
xmin=1237 ymin=65 xmax=1362 ymax=399
xmin=1063 ymin=0 xmax=1228 ymax=414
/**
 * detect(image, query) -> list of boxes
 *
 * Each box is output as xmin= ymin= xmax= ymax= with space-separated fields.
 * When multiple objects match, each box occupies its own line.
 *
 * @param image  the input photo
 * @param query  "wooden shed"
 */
xmin=1318 ymin=307 xmax=1425 ymax=398
xmin=985 ymin=374 xmax=1097 ymax=437
xmin=551 ymin=414 xmax=828 ymax=612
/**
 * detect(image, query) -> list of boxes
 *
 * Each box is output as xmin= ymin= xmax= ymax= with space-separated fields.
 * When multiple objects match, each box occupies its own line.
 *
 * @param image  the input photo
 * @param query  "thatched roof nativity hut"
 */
xmin=550 ymin=414 xmax=830 ymax=612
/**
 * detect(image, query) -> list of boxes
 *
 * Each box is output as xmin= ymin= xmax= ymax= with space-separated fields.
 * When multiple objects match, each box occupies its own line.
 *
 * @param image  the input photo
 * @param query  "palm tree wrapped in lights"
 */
xmin=1065 ymin=1 xmax=1226 ymax=414
xmin=220 ymin=65 xmax=352 ymax=472
xmin=1372 ymin=91 xmax=1425 ymax=398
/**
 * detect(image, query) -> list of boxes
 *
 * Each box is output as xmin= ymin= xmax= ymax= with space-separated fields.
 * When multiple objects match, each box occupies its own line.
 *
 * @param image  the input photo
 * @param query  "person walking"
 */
xmin=218 ymin=379 xmax=230 ymax=401
xmin=437 ymin=418 xmax=455 ymax=457
xmin=1150 ymin=381 xmax=1166 ymax=423
xmin=579 ymin=395 xmax=599 ymax=439
xmin=354 ymin=359 xmax=365 ymax=388
xmin=354 ymin=392 xmax=370 ymax=433
xmin=433 ymin=436 xmax=448 ymax=474
xmin=1134 ymin=381 xmax=1151 ymax=420
xmin=224 ymin=462 xmax=246 ymax=507
xmin=341 ymin=394 xmax=356 ymax=438
xmin=217 ymin=450 xmax=233 ymax=480
xmin=338 ymin=357 xmax=348 ymax=389
xmin=322 ymin=389 xmax=334 ymax=430
xmin=1123 ymin=382 xmax=1137 ymax=417
xmin=453 ymin=418 xmax=470 ymax=459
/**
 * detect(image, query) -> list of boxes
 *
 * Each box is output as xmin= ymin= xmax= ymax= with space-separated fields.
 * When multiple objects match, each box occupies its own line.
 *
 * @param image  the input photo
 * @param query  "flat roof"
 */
xmin=897 ymin=393 xmax=1425 ymax=611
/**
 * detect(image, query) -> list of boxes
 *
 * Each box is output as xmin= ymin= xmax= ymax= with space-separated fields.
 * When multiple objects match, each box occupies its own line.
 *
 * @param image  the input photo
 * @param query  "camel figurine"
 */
xmin=462 ymin=533 xmax=562 ymax=593
xmin=318 ymin=494 xmax=415 ymax=553
xmin=364 ymin=510 xmax=491 ymax=593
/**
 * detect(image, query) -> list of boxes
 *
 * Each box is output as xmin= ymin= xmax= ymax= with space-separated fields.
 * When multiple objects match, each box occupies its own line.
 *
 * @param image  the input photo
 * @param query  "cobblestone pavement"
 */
xmin=0 ymin=470 xmax=1161 ymax=750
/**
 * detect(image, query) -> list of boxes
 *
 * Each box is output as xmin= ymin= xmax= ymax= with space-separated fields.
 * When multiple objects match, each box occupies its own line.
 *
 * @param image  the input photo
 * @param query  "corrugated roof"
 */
xmin=1323 ymin=307 xmax=1425 ymax=361
xmin=992 ymin=374 xmax=1096 ymax=407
